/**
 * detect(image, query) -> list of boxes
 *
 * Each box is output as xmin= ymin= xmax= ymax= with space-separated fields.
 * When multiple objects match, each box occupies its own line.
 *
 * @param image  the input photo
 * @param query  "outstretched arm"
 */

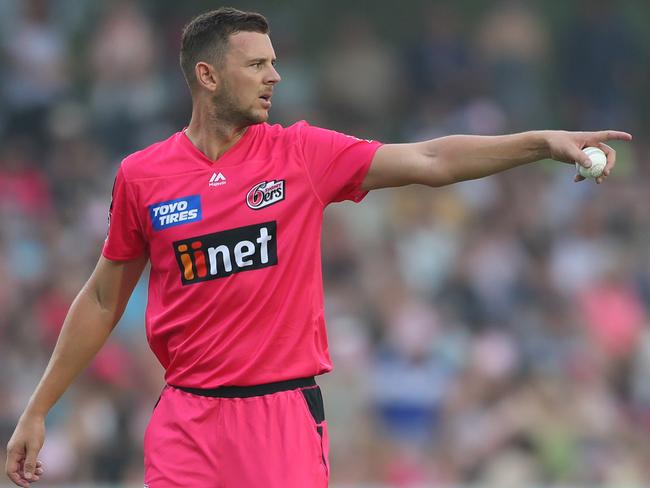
xmin=5 ymin=255 xmax=147 ymax=487
xmin=362 ymin=130 xmax=632 ymax=190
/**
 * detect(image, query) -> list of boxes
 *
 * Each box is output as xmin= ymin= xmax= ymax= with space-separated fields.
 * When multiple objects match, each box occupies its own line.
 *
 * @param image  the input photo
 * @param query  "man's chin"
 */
xmin=246 ymin=110 xmax=269 ymax=125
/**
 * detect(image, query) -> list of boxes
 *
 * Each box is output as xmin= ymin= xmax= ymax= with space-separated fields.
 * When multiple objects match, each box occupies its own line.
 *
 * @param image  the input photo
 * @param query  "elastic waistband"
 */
xmin=170 ymin=376 xmax=316 ymax=398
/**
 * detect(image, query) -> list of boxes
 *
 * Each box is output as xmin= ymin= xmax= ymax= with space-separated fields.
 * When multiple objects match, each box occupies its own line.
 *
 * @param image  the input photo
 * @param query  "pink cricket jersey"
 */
xmin=103 ymin=121 xmax=381 ymax=388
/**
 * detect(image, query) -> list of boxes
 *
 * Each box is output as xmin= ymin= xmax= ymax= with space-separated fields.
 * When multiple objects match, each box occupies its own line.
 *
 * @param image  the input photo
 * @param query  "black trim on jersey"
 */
xmin=300 ymin=386 xmax=325 ymax=424
xmin=170 ymin=376 xmax=316 ymax=398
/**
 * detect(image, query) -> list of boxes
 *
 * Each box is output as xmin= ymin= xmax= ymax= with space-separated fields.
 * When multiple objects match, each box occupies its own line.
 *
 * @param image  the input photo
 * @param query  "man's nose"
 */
xmin=267 ymin=66 xmax=281 ymax=84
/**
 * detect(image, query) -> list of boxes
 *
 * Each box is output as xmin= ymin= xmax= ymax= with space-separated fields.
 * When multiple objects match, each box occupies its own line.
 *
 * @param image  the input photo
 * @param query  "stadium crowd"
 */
xmin=1 ymin=0 xmax=649 ymax=486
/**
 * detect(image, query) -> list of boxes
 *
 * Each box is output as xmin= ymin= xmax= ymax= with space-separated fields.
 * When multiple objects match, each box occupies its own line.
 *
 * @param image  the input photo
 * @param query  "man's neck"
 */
xmin=185 ymin=109 xmax=249 ymax=161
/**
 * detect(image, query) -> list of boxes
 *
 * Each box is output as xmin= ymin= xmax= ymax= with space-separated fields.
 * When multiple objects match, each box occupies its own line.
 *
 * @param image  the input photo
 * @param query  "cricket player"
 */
xmin=5 ymin=7 xmax=632 ymax=488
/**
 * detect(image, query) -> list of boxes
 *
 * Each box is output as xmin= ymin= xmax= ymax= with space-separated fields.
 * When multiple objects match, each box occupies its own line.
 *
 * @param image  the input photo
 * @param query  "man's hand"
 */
xmin=5 ymin=414 xmax=46 ymax=487
xmin=544 ymin=130 xmax=633 ymax=184
xmin=3 ymin=255 xmax=146 ymax=487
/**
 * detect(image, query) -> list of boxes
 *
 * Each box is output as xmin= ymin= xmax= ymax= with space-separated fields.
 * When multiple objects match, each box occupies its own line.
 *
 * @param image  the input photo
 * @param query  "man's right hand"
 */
xmin=5 ymin=414 xmax=46 ymax=487
xmin=4 ymin=255 xmax=146 ymax=487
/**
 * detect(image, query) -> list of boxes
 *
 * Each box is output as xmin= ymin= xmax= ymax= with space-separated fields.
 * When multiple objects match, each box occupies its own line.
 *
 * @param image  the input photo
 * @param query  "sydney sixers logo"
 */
xmin=246 ymin=180 xmax=285 ymax=210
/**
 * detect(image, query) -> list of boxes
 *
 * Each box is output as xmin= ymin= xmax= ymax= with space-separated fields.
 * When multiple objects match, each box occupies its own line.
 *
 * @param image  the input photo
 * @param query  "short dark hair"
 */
xmin=180 ymin=7 xmax=269 ymax=89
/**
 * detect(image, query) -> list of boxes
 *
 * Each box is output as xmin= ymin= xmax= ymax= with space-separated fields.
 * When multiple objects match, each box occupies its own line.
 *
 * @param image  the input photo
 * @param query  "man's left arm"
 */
xmin=361 ymin=130 xmax=632 ymax=191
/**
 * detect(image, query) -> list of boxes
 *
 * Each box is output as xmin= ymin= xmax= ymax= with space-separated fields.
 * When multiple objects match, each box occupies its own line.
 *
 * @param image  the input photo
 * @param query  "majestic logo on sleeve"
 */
xmin=173 ymin=221 xmax=278 ymax=285
xmin=149 ymin=195 xmax=202 ymax=231
xmin=246 ymin=180 xmax=285 ymax=210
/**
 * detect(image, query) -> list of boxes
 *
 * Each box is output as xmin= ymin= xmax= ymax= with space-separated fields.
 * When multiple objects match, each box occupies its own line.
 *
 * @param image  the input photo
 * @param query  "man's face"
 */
xmin=212 ymin=31 xmax=281 ymax=126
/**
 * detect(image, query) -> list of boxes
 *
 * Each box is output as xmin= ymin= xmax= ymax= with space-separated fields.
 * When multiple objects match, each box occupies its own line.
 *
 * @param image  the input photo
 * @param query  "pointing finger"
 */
xmin=597 ymin=130 xmax=632 ymax=142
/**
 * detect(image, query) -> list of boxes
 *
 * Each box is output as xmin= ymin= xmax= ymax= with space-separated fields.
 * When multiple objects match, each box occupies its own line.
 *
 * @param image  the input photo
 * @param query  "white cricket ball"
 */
xmin=576 ymin=146 xmax=607 ymax=178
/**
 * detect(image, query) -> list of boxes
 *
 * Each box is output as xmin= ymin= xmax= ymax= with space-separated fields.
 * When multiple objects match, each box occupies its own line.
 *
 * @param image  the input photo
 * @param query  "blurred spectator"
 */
xmin=475 ymin=0 xmax=551 ymax=128
xmin=0 ymin=137 xmax=53 ymax=219
xmin=405 ymin=4 xmax=474 ymax=102
xmin=577 ymin=260 xmax=646 ymax=360
xmin=319 ymin=14 xmax=403 ymax=137
xmin=88 ymin=1 xmax=169 ymax=155
xmin=1 ymin=0 xmax=70 ymax=144
xmin=557 ymin=0 xmax=642 ymax=130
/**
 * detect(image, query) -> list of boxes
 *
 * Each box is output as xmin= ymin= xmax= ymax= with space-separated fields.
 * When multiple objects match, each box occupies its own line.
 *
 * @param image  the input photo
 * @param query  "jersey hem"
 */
xmin=349 ymin=143 xmax=382 ymax=203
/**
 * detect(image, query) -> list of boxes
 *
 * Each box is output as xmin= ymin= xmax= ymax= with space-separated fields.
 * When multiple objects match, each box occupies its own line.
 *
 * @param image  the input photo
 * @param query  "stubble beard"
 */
xmin=211 ymin=81 xmax=267 ymax=128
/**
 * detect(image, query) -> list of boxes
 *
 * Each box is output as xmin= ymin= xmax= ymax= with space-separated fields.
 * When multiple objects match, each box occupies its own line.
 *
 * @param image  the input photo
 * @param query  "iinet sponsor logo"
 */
xmin=174 ymin=221 xmax=278 ymax=285
xmin=209 ymin=172 xmax=227 ymax=187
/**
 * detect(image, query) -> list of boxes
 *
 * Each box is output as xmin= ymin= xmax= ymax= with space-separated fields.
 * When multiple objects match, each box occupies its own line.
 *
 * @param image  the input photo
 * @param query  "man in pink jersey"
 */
xmin=5 ymin=7 xmax=632 ymax=488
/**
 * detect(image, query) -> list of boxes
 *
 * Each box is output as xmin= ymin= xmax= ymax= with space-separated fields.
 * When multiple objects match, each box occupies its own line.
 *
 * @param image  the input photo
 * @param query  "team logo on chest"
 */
xmin=246 ymin=180 xmax=285 ymax=210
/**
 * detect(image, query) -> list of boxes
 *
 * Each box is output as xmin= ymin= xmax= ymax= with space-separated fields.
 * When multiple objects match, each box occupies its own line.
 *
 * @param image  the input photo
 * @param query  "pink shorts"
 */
xmin=143 ymin=377 xmax=329 ymax=487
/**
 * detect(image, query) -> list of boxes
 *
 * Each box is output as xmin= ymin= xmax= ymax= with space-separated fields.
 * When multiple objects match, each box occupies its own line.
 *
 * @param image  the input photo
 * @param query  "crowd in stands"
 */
xmin=1 ymin=1 xmax=649 ymax=486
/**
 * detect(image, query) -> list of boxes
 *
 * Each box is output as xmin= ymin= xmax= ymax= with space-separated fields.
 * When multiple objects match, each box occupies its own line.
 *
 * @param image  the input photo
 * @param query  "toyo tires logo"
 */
xmin=246 ymin=180 xmax=285 ymax=210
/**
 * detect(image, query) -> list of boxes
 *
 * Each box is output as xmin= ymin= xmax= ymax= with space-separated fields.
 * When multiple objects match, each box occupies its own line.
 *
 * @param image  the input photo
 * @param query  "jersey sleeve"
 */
xmin=298 ymin=122 xmax=382 ymax=205
xmin=102 ymin=165 xmax=147 ymax=260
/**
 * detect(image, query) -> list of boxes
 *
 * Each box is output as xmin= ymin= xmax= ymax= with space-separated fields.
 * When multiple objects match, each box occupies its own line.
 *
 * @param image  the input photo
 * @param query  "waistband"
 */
xmin=169 ymin=376 xmax=317 ymax=398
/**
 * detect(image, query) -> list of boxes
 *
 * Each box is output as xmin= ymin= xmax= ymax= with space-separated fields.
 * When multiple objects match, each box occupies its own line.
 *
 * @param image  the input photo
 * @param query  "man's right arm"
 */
xmin=5 ymin=254 xmax=147 ymax=487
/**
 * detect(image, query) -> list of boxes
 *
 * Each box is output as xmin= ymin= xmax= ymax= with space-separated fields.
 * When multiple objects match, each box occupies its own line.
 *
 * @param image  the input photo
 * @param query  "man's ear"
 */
xmin=195 ymin=61 xmax=219 ymax=91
